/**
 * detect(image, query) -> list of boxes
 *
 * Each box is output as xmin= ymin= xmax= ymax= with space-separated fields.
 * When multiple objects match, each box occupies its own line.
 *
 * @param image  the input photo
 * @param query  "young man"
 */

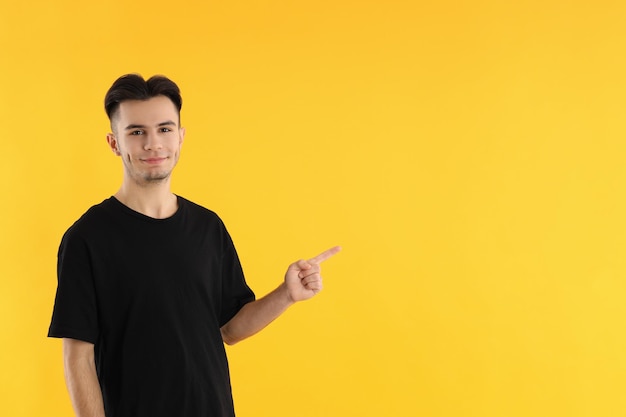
xmin=48 ymin=74 xmax=340 ymax=417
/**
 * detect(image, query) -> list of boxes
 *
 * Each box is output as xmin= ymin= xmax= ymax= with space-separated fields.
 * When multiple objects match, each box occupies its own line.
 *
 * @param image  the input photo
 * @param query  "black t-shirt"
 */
xmin=48 ymin=196 xmax=255 ymax=417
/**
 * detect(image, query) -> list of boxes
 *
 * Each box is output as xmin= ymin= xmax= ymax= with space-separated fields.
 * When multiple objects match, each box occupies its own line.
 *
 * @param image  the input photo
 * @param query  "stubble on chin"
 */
xmin=135 ymin=168 xmax=173 ymax=185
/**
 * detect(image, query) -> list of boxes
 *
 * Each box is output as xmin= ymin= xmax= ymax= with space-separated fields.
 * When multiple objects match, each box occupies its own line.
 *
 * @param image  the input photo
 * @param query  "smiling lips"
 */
xmin=141 ymin=157 xmax=167 ymax=165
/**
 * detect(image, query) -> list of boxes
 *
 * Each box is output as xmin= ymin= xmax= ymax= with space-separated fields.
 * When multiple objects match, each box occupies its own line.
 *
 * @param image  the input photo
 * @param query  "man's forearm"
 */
xmin=63 ymin=339 xmax=106 ymax=417
xmin=220 ymin=283 xmax=294 ymax=345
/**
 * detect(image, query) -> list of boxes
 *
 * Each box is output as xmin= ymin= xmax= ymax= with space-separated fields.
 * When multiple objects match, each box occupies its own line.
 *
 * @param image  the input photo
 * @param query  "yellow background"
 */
xmin=1 ymin=0 xmax=625 ymax=416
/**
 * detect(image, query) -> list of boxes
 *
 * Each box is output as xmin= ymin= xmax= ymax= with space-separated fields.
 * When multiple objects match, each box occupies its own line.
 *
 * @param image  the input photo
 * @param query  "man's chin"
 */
xmin=141 ymin=172 xmax=172 ymax=184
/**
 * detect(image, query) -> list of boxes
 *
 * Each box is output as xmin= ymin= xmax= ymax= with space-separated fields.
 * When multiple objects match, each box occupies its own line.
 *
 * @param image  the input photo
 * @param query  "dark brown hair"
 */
xmin=104 ymin=74 xmax=182 ymax=123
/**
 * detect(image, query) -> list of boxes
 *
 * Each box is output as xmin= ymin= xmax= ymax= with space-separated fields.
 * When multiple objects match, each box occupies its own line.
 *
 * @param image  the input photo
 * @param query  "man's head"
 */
xmin=104 ymin=74 xmax=185 ymax=186
xmin=104 ymin=74 xmax=182 ymax=133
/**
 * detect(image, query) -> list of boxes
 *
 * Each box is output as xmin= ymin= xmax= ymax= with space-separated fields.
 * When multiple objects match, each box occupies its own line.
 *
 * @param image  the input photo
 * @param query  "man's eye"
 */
xmin=160 ymin=127 xmax=172 ymax=133
xmin=130 ymin=130 xmax=144 ymax=135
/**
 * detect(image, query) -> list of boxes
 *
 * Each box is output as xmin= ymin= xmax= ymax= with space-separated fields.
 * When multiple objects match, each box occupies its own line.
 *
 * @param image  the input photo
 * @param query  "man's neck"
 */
xmin=114 ymin=181 xmax=178 ymax=219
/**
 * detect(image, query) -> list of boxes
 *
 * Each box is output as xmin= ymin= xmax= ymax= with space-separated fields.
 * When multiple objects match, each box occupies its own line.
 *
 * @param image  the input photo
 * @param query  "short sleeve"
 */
xmin=218 ymin=226 xmax=255 ymax=327
xmin=48 ymin=229 xmax=99 ymax=344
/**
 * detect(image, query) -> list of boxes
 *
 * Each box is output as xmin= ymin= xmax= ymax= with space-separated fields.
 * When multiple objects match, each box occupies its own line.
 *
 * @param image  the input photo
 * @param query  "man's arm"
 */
xmin=63 ymin=338 xmax=106 ymax=417
xmin=220 ymin=246 xmax=341 ymax=345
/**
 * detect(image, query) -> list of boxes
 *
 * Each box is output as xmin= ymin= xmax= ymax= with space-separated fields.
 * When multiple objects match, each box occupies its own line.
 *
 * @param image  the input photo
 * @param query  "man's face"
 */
xmin=107 ymin=95 xmax=185 ymax=186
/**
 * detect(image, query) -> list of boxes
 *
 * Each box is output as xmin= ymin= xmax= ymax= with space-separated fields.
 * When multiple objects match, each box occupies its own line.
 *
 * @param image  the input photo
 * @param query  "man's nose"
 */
xmin=143 ymin=131 xmax=163 ymax=150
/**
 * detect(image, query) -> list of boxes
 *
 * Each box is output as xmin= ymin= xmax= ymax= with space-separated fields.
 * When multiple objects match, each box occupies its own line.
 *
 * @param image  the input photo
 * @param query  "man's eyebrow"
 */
xmin=124 ymin=121 xmax=177 ymax=130
xmin=124 ymin=124 xmax=145 ymax=130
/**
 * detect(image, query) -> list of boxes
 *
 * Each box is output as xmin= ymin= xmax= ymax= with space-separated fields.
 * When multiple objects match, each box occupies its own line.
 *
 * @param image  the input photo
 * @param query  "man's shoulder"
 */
xmin=77 ymin=197 xmax=118 ymax=220
xmin=63 ymin=197 xmax=118 ymax=237
xmin=178 ymin=195 xmax=221 ymax=220
xmin=176 ymin=196 xmax=235 ymax=240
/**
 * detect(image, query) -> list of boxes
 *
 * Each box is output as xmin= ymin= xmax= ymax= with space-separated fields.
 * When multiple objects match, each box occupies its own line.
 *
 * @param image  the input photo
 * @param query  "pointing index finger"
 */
xmin=309 ymin=246 xmax=342 ymax=264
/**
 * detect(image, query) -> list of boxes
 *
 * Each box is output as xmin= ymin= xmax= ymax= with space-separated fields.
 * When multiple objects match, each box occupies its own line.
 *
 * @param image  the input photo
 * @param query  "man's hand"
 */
xmin=221 ymin=246 xmax=341 ymax=344
xmin=284 ymin=246 xmax=341 ymax=302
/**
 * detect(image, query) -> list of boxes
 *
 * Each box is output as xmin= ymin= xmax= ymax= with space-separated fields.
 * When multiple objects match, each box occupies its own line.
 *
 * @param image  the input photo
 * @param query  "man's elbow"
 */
xmin=220 ymin=326 xmax=240 ymax=346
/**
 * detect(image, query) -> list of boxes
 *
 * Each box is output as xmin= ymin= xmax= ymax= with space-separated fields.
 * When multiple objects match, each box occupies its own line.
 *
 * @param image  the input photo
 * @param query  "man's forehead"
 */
xmin=117 ymin=96 xmax=178 ymax=116
xmin=112 ymin=95 xmax=180 ymax=128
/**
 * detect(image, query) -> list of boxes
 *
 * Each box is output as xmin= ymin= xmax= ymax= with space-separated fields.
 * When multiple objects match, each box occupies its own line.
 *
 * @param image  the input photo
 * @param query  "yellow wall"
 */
xmin=1 ymin=0 xmax=625 ymax=416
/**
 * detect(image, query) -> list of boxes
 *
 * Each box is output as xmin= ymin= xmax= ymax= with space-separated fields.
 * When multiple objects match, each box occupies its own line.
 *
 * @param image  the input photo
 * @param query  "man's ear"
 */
xmin=106 ymin=133 xmax=121 ymax=156
xmin=179 ymin=127 xmax=186 ymax=146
